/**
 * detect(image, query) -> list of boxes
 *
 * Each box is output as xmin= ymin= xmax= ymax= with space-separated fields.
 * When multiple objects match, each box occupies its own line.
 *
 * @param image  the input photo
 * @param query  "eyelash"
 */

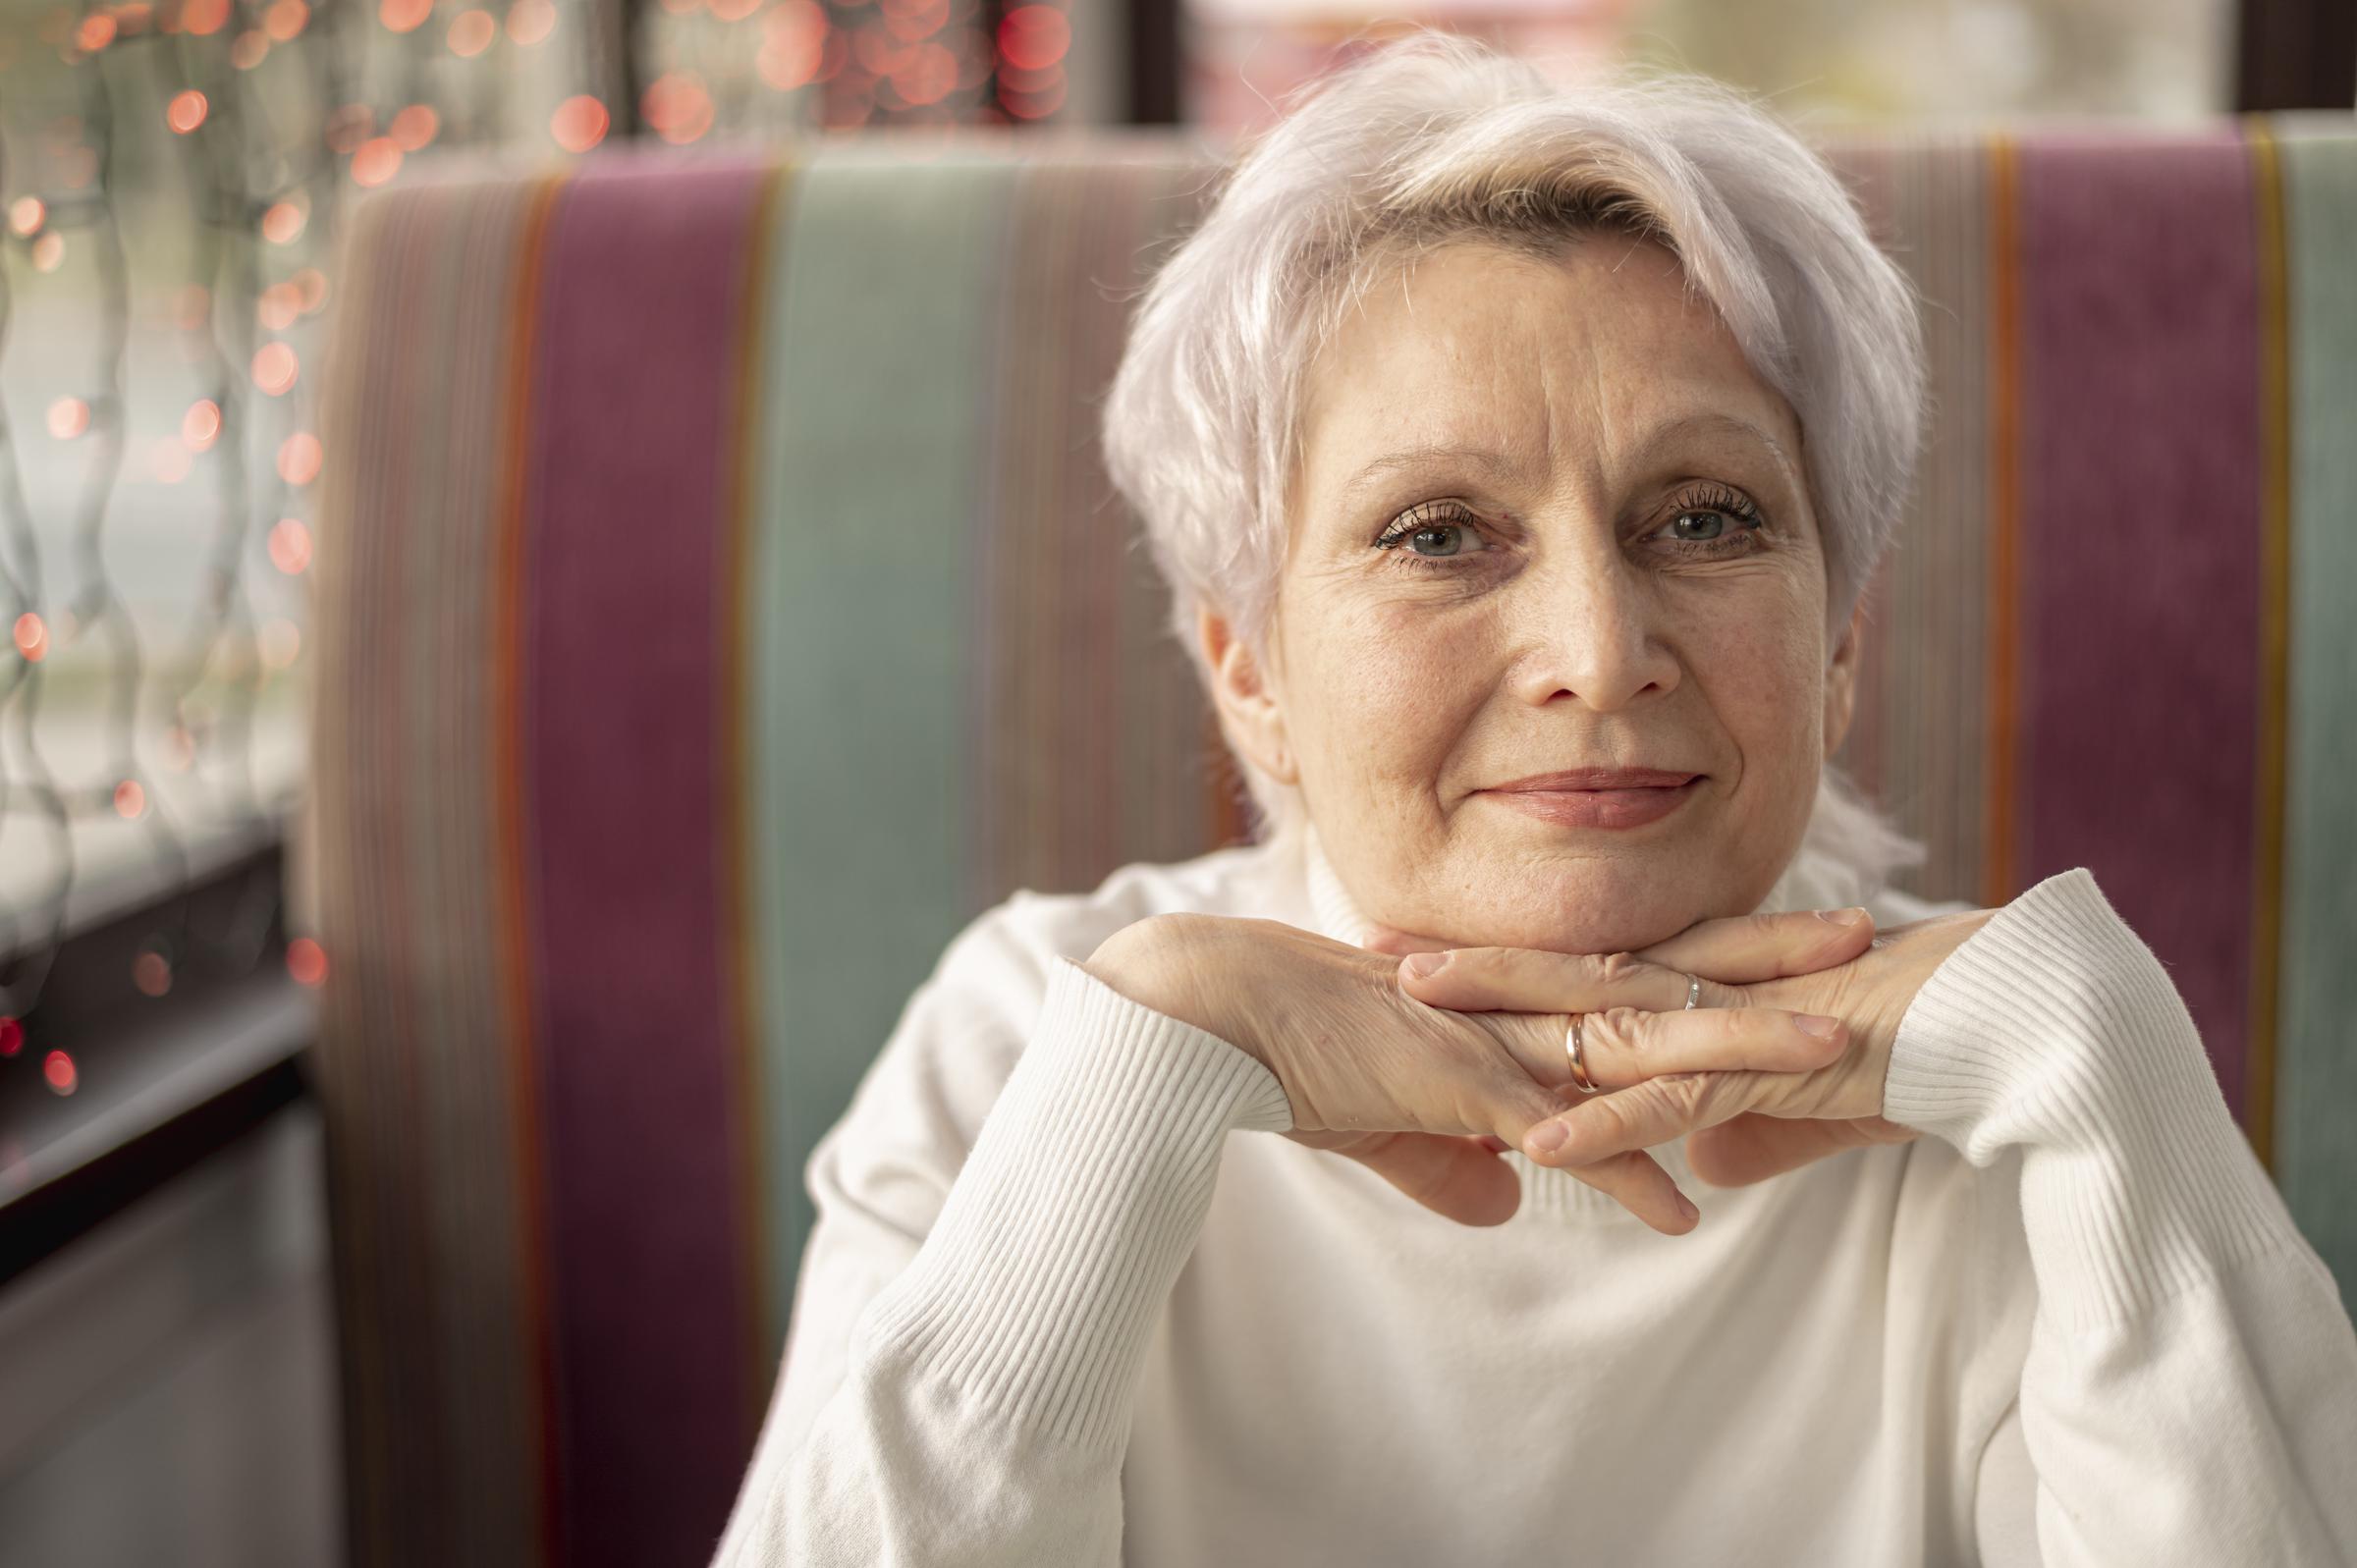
xmin=1371 ymin=484 xmax=1768 ymax=574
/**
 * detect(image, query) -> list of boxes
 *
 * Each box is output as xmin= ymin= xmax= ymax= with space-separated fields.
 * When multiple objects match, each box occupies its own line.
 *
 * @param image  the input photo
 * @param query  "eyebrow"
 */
xmin=1335 ymin=410 xmax=1798 ymax=502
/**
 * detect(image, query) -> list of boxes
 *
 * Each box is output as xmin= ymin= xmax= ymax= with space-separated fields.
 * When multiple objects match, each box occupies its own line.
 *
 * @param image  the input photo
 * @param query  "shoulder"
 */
xmin=810 ymin=838 xmax=1287 ymax=1191
xmin=929 ymin=838 xmax=1285 ymax=1030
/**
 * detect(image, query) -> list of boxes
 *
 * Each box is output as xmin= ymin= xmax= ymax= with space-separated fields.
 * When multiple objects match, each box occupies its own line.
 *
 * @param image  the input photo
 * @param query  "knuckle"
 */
xmin=1569 ymin=951 xmax=1613 ymax=991
xmin=1595 ymin=948 xmax=1650 ymax=988
xmin=1595 ymin=1004 xmax=1651 ymax=1054
xmin=1651 ymin=1073 xmax=1713 ymax=1116
xmin=1596 ymin=1094 xmax=1646 ymax=1142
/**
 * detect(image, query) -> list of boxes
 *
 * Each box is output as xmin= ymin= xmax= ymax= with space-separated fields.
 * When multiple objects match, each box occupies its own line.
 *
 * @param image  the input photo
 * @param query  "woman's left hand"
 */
xmin=1395 ymin=902 xmax=1998 ymax=1187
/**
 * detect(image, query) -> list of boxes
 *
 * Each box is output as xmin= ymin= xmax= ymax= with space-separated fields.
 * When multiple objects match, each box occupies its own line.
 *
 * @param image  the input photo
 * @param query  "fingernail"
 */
xmin=1675 ymin=1193 xmax=1700 ymax=1223
xmin=1793 ymin=1013 xmax=1842 ymax=1040
xmin=1402 ymin=951 xmax=1450 ymax=977
xmin=1526 ymin=1121 xmax=1568 ymax=1157
xmin=1816 ymin=906 xmax=1868 ymax=927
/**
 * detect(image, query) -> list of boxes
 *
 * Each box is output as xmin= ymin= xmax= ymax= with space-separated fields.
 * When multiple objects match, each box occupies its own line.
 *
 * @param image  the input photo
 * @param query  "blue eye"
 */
xmin=1371 ymin=485 xmax=1771 ymax=575
xmin=1654 ymin=483 xmax=1767 ymax=557
xmin=1372 ymin=502 xmax=1491 ymax=572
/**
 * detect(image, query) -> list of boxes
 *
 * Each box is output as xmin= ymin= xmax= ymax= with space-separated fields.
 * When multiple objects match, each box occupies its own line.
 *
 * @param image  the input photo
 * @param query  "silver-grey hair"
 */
xmin=1101 ymin=28 xmax=1929 ymax=898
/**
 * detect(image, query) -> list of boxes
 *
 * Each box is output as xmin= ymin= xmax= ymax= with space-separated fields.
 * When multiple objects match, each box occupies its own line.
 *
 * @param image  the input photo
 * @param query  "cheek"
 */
xmin=1699 ymin=595 xmax=1826 ymax=780
xmin=1292 ymin=599 xmax=1492 ymax=784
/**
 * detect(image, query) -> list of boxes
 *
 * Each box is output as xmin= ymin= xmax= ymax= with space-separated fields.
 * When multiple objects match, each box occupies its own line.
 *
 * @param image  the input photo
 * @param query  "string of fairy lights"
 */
xmin=0 ymin=0 xmax=1075 ymax=1105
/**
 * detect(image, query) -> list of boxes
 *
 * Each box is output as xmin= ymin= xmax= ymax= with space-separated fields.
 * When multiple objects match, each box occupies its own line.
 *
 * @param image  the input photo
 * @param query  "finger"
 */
xmin=1559 ymin=1148 xmax=1702 ymax=1234
xmin=1355 ymin=925 xmax=1459 ymax=960
xmin=1684 ymin=1113 xmax=1920 ymax=1189
xmin=1546 ymin=1003 xmax=1850 ymax=1093
xmin=1342 ymin=1130 xmax=1526 ymax=1227
xmin=1480 ymin=1079 xmax=1698 ymax=1235
xmin=1524 ymin=1071 xmax=1767 ymax=1169
xmin=1398 ymin=945 xmax=1746 ymax=1015
xmin=1326 ymin=1125 xmax=1696 ymax=1235
xmin=1634 ymin=906 xmax=1875 ymax=983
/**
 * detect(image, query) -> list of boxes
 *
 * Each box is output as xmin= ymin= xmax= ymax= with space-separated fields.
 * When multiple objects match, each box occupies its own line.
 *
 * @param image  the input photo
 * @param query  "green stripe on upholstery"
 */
xmin=2273 ymin=123 xmax=2357 ymax=1298
xmin=748 ymin=150 xmax=1021 ymax=1362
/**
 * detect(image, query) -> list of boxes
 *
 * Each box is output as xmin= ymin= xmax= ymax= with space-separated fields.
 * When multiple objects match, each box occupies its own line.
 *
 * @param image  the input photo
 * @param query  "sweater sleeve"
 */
xmin=706 ymin=951 xmax=1295 ymax=1567
xmin=1879 ymin=867 xmax=2357 ymax=1567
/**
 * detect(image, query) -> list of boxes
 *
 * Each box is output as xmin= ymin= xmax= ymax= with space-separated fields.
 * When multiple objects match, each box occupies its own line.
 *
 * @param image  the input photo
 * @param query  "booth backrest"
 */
xmin=303 ymin=119 xmax=2357 ymax=1567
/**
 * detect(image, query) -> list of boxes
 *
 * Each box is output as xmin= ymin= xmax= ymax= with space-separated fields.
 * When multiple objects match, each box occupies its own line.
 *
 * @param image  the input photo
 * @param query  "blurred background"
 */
xmin=0 ymin=0 xmax=2349 ymax=1563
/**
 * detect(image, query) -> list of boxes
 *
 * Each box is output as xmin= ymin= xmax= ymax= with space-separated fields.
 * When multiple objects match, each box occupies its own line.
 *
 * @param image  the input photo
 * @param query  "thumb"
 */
xmin=1311 ymin=1129 xmax=1525 ymax=1227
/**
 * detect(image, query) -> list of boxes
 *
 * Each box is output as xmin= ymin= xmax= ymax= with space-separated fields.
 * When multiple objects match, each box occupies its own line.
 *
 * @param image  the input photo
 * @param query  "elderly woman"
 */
xmin=710 ymin=31 xmax=2357 ymax=1567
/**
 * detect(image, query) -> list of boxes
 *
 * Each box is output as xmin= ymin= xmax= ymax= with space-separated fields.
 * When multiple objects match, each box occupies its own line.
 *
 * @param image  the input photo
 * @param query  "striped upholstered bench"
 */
xmin=302 ymin=121 xmax=2357 ymax=1566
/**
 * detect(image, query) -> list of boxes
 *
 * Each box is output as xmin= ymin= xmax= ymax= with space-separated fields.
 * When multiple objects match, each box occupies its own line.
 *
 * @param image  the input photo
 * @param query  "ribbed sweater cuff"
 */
xmin=853 ymin=953 xmax=1294 ymax=1453
xmin=1881 ymin=866 xmax=2305 ymax=1327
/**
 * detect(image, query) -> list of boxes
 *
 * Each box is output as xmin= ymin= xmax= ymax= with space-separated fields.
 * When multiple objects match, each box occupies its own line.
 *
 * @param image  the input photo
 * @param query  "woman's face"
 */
xmin=1202 ymin=235 xmax=1865 ymax=955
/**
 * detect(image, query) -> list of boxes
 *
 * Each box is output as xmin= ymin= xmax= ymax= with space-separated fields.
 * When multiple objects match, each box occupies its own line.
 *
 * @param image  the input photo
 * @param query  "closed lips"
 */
xmin=1490 ymin=769 xmax=1699 ymax=791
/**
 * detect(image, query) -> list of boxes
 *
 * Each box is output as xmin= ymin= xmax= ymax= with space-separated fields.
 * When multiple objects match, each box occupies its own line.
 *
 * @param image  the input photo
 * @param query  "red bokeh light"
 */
xmin=268 ymin=517 xmax=313 ymax=574
xmin=253 ymin=342 xmax=299 ymax=396
xmin=287 ymin=938 xmax=329 ymax=987
xmin=643 ymin=71 xmax=715 ymax=144
xmin=552 ymin=94 xmax=609 ymax=151
xmin=1000 ymin=77 xmax=1066 ymax=119
xmin=390 ymin=104 xmax=440 ymax=149
xmin=996 ymin=4 xmax=1068 ymax=72
xmin=353 ymin=136 xmax=404 ymax=186
xmin=757 ymin=5 xmax=828 ymax=90
xmin=448 ymin=8 xmax=494 ymax=54
xmin=279 ymin=431 xmax=324 ymax=486
xmin=182 ymin=398 xmax=222 ymax=450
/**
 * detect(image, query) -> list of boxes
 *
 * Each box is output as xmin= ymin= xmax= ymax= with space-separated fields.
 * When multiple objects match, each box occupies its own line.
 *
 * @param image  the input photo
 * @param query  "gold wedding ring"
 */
xmin=1565 ymin=1013 xmax=1600 ymax=1094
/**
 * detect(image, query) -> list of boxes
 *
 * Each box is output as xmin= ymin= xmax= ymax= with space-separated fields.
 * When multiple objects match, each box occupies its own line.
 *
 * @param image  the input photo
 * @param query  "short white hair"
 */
xmin=1101 ymin=28 xmax=1929 ymax=895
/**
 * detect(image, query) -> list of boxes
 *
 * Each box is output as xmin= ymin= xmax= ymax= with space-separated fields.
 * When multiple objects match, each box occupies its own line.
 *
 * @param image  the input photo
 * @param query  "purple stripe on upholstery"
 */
xmin=2014 ymin=132 xmax=2263 ymax=1113
xmin=522 ymin=151 xmax=774 ymax=1568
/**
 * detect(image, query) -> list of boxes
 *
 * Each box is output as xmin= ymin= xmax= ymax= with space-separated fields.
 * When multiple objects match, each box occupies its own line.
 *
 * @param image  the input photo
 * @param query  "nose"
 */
xmin=1503 ymin=553 xmax=1681 ymax=713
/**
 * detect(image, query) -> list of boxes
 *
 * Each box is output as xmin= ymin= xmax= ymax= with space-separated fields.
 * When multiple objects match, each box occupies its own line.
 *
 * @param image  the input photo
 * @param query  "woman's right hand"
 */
xmin=1080 ymin=908 xmax=1871 ymax=1234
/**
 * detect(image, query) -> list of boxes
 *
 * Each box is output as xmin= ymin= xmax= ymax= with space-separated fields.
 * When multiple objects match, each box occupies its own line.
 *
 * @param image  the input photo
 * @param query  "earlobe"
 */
xmin=1197 ymin=603 xmax=1296 ymax=785
xmin=1823 ymin=598 xmax=1866 ymax=758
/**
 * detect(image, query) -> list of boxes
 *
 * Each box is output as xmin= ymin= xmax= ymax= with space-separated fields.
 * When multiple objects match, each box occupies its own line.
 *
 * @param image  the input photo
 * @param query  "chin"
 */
xmin=1476 ymin=869 xmax=1712 ymax=957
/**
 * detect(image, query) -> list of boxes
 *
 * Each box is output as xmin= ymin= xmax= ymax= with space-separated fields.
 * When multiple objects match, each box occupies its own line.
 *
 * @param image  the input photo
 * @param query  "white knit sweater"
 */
xmin=708 ymin=824 xmax=2357 ymax=1566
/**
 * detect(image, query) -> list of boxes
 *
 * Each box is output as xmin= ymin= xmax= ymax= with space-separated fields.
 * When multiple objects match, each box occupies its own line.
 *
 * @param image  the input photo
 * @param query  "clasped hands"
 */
xmin=1389 ymin=902 xmax=1992 ymax=1230
xmin=1084 ymin=897 xmax=1995 ymax=1235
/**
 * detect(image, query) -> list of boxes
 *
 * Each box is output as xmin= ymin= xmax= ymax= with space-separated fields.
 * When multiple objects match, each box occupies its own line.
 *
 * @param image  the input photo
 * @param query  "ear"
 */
xmin=1196 ymin=603 xmax=1296 ymax=785
xmin=1823 ymin=594 xmax=1867 ymax=759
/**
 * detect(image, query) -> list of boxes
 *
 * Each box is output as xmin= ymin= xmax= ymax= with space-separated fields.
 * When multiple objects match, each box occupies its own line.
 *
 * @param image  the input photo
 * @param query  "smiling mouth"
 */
xmin=1488 ymin=768 xmax=1701 ymax=792
xmin=1479 ymin=776 xmax=1703 ymax=830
